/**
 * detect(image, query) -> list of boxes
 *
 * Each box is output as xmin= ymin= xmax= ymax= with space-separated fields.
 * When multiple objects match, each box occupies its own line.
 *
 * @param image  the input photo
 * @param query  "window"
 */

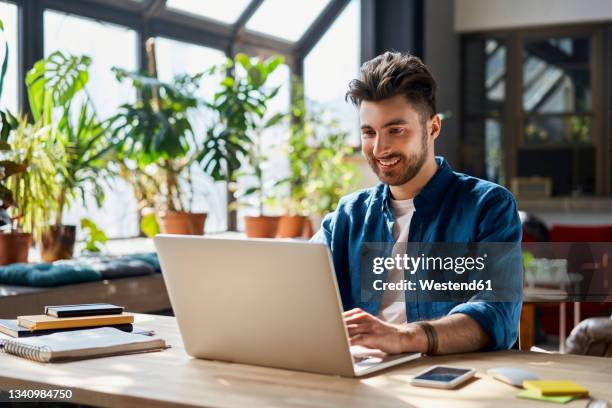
xmin=44 ymin=10 xmax=139 ymax=238
xmin=247 ymin=0 xmax=330 ymax=42
xmin=304 ymin=0 xmax=360 ymax=145
xmin=461 ymin=37 xmax=507 ymax=184
xmin=166 ymin=0 xmax=250 ymax=24
xmin=462 ymin=27 xmax=607 ymax=197
xmin=519 ymin=35 xmax=595 ymax=196
xmin=0 ymin=1 xmax=18 ymax=114
xmin=235 ymin=62 xmax=291 ymax=229
xmin=156 ymin=37 xmax=228 ymax=232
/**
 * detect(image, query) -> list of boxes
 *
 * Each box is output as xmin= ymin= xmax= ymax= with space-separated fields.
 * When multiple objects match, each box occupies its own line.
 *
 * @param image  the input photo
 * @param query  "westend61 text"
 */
xmin=373 ymin=279 xmax=493 ymax=292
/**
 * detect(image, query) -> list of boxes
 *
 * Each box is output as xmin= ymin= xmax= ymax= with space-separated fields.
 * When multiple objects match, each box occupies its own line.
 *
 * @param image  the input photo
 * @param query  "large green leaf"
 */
xmin=25 ymin=51 xmax=91 ymax=121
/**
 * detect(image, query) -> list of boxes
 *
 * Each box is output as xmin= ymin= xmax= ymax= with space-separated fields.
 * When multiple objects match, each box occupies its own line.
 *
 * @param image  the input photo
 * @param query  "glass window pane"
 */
xmin=247 ymin=0 xmax=330 ymax=42
xmin=156 ymin=37 xmax=228 ymax=232
xmin=304 ymin=0 xmax=359 ymax=145
xmin=518 ymin=147 xmax=595 ymax=196
xmin=166 ymin=0 xmax=250 ymax=24
xmin=0 ymin=2 xmax=18 ymax=113
xmin=461 ymin=119 xmax=504 ymax=183
xmin=44 ymin=10 xmax=139 ymax=238
xmin=523 ymin=37 xmax=591 ymax=114
xmin=524 ymin=115 xmax=592 ymax=145
xmin=236 ymin=63 xmax=291 ymax=228
xmin=464 ymin=38 xmax=506 ymax=117
xmin=484 ymin=119 xmax=504 ymax=185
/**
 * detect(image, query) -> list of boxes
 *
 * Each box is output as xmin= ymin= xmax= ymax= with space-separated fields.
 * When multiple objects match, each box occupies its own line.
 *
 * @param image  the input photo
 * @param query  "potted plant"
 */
xmin=25 ymin=51 xmax=113 ymax=261
xmin=1 ymin=116 xmax=64 ymax=264
xmin=110 ymin=40 xmax=208 ymax=236
xmin=274 ymin=83 xmax=313 ymax=238
xmin=283 ymin=96 xmax=361 ymax=237
xmin=0 ymin=18 xmax=29 ymax=265
xmin=0 ymin=140 xmax=28 ymax=265
xmin=207 ymin=53 xmax=285 ymax=237
xmin=231 ymin=113 xmax=286 ymax=238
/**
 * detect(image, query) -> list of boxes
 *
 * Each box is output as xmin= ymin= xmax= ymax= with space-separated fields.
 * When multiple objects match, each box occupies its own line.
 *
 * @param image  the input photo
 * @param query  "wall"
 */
xmin=425 ymin=0 xmax=460 ymax=167
xmin=455 ymin=0 xmax=612 ymax=32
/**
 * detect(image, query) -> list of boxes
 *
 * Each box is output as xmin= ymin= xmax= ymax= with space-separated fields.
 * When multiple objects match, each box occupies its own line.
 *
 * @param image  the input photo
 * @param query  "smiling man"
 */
xmin=311 ymin=52 xmax=522 ymax=355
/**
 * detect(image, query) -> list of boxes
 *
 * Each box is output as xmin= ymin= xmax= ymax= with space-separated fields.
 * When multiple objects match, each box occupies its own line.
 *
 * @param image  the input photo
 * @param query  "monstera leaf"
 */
xmin=25 ymin=51 xmax=91 ymax=121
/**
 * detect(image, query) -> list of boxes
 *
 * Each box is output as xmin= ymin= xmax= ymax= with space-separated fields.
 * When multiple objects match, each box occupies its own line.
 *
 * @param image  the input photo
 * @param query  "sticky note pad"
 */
xmin=517 ymin=389 xmax=579 ymax=404
xmin=523 ymin=380 xmax=589 ymax=397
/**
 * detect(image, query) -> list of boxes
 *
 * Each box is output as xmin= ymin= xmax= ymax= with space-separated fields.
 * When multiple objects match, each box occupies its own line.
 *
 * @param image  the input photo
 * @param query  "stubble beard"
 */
xmin=367 ymin=130 xmax=429 ymax=186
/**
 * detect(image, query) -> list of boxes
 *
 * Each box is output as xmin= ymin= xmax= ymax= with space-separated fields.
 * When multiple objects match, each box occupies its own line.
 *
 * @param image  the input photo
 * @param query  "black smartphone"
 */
xmin=44 ymin=303 xmax=124 ymax=318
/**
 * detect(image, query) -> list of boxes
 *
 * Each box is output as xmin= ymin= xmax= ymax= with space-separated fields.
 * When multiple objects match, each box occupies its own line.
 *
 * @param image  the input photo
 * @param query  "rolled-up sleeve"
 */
xmin=310 ymin=212 xmax=335 ymax=246
xmin=449 ymin=187 xmax=523 ymax=350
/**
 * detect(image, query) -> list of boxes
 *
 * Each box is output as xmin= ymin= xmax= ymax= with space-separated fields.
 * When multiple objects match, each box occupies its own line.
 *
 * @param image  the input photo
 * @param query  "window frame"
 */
xmin=460 ymin=22 xmax=611 ymax=197
xmin=4 ymin=0 xmax=355 ymax=232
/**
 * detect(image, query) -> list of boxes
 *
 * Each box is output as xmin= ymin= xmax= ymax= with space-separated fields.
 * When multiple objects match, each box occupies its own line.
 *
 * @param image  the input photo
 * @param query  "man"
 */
xmin=312 ymin=52 xmax=522 ymax=355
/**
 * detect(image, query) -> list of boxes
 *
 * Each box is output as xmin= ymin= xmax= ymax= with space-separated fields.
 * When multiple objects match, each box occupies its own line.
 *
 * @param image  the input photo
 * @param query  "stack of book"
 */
xmin=0 ymin=303 xmax=166 ymax=363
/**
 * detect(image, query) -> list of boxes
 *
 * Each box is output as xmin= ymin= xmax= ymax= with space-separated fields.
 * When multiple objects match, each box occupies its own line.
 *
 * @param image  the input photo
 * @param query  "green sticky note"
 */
xmin=517 ymin=389 xmax=579 ymax=404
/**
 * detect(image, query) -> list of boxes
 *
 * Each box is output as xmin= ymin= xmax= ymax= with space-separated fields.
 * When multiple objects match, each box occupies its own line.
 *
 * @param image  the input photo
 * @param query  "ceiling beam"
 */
xmin=41 ymin=0 xmax=143 ymax=29
xmin=40 ymin=0 xmax=294 ymax=60
xmin=294 ymin=0 xmax=351 ymax=58
xmin=232 ymin=0 xmax=264 ymax=38
xmin=143 ymin=0 xmax=167 ymax=20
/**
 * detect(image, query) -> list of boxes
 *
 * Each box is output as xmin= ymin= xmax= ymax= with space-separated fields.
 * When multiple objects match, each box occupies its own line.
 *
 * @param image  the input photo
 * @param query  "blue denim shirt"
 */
xmin=311 ymin=156 xmax=523 ymax=350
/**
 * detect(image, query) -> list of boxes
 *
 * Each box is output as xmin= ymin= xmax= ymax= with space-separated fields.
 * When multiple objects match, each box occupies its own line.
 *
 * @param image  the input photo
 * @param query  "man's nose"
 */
xmin=372 ymin=134 xmax=391 ymax=158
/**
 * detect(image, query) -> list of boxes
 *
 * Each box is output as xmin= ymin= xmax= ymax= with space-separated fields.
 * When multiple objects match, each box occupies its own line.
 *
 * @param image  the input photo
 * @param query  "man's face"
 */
xmin=360 ymin=95 xmax=432 ymax=186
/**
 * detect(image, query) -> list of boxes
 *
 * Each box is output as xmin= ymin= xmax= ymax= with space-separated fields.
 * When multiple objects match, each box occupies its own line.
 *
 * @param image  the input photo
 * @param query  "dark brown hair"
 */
xmin=346 ymin=52 xmax=437 ymax=120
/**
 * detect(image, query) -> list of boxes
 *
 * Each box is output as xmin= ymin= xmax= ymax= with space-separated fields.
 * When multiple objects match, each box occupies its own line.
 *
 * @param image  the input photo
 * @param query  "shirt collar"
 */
xmin=382 ymin=156 xmax=454 ymax=213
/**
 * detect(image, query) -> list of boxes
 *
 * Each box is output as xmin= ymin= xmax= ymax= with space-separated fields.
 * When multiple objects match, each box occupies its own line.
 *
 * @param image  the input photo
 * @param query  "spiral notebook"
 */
xmin=0 ymin=327 xmax=167 ymax=363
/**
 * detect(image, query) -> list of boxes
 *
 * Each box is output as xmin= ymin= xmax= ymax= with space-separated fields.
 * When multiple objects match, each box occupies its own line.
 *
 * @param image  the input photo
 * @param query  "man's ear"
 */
xmin=428 ymin=114 xmax=442 ymax=140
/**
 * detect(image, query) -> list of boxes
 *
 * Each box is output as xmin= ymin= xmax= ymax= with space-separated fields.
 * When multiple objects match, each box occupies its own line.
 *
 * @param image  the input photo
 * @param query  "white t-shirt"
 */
xmin=377 ymin=197 xmax=415 ymax=324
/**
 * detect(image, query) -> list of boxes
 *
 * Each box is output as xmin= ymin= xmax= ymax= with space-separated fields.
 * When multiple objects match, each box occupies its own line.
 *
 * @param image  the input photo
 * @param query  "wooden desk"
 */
xmin=1 ymin=314 xmax=611 ymax=407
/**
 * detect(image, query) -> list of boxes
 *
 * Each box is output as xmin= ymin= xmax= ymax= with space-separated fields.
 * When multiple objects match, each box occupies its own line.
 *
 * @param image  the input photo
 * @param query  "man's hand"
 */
xmin=343 ymin=308 xmax=427 ymax=354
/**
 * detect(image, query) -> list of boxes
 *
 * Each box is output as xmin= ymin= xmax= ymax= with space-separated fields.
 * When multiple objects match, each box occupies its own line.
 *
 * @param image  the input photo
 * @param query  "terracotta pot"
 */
xmin=276 ymin=215 xmax=306 ymax=238
xmin=40 ymin=225 xmax=76 ymax=262
xmin=302 ymin=217 xmax=315 ymax=239
xmin=0 ymin=232 xmax=32 ymax=265
xmin=158 ymin=212 xmax=207 ymax=235
xmin=244 ymin=215 xmax=280 ymax=238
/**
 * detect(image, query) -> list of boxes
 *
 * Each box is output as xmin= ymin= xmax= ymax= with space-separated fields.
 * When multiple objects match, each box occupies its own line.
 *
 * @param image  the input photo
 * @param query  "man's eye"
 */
xmin=361 ymin=131 xmax=376 ymax=137
xmin=390 ymin=128 xmax=404 ymax=134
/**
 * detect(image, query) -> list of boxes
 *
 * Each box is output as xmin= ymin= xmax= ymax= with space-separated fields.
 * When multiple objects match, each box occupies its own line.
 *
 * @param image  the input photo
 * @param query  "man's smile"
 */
xmin=376 ymin=156 xmax=402 ymax=170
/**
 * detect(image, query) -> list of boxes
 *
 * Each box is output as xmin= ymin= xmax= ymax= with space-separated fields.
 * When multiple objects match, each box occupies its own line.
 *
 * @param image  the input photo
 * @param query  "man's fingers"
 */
xmin=344 ymin=312 xmax=374 ymax=324
xmin=342 ymin=308 xmax=363 ymax=317
xmin=349 ymin=334 xmax=378 ymax=349
xmin=346 ymin=323 xmax=372 ymax=337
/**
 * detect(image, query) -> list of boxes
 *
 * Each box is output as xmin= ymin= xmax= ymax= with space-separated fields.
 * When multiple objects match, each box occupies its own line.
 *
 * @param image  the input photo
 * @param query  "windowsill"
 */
xmin=27 ymin=231 xmax=246 ymax=263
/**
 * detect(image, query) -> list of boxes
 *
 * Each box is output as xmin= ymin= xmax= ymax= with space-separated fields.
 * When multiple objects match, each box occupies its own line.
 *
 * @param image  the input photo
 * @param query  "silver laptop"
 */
xmin=154 ymin=235 xmax=421 ymax=377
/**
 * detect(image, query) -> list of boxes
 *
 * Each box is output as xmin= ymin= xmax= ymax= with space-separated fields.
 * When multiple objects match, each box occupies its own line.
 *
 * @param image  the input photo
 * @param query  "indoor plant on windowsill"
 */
xmin=230 ymin=112 xmax=286 ymax=238
xmin=26 ymin=51 xmax=114 ymax=261
xmin=206 ymin=53 xmax=285 ymax=238
xmin=0 ymin=140 xmax=28 ymax=265
xmin=110 ymin=41 xmax=208 ymax=236
xmin=1 ymin=116 xmax=64 ymax=265
xmin=276 ymin=90 xmax=361 ymax=238
xmin=298 ymin=103 xmax=360 ymax=236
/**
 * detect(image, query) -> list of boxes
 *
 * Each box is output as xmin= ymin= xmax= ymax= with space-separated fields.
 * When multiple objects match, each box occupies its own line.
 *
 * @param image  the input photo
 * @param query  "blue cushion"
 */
xmin=0 ymin=262 xmax=101 ymax=287
xmin=0 ymin=252 xmax=161 ymax=287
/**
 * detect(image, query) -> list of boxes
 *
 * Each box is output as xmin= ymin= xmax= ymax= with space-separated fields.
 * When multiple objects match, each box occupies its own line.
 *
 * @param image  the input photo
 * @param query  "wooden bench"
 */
xmin=0 ymin=274 xmax=171 ymax=318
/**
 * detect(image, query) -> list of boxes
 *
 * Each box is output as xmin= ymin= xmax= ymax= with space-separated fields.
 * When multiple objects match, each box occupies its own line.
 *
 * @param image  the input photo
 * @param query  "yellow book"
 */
xmin=523 ymin=380 xmax=589 ymax=397
xmin=17 ymin=314 xmax=134 ymax=331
